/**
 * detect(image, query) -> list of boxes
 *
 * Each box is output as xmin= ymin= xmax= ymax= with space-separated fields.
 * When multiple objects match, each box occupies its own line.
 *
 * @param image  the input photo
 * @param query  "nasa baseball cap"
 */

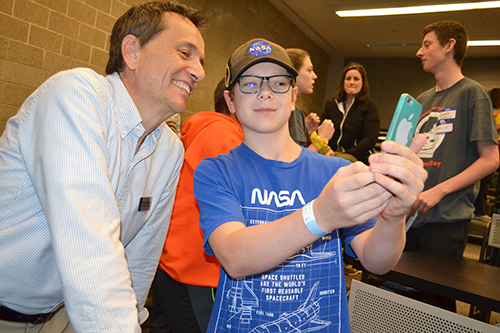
xmin=225 ymin=38 xmax=298 ymax=90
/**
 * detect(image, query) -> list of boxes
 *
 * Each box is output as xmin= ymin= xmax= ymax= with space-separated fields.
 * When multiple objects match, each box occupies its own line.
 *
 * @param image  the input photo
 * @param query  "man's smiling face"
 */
xmin=134 ymin=12 xmax=205 ymax=119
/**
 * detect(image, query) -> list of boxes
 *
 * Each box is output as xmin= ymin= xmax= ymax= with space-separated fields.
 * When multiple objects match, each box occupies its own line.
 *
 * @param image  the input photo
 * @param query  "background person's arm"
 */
xmin=307 ymin=119 xmax=334 ymax=153
xmin=412 ymin=140 xmax=498 ymax=215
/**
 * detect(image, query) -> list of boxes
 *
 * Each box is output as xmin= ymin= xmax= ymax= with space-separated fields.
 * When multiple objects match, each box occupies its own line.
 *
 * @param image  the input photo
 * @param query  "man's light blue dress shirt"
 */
xmin=0 ymin=68 xmax=183 ymax=332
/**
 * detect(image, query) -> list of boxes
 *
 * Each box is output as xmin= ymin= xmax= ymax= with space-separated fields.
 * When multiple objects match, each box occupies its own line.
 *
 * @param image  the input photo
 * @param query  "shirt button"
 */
xmin=135 ymin=127 xmax=140 ymax=132
xmin=121 ymin=130 xmax=126 ymax=136
xmin=117 ymin=202 xmax=122 ymax=207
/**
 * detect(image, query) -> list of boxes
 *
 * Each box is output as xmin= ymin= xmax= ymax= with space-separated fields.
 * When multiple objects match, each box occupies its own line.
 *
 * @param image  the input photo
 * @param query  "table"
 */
xmin=359 ymin=252 xmax=500 ymax=314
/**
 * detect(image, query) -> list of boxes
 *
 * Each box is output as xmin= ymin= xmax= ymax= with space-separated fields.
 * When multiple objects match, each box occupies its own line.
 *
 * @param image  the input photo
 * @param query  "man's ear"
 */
xmin=224 ymin=90 xmax=236 ymax=115
xmin=122 ymin=35 xmax=141 ymax=71
xmin=445 ymin=38 xmax=456 ymax=54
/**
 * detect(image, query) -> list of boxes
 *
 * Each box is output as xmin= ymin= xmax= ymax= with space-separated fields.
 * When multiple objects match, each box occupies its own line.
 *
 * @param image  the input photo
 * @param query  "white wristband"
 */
xmin=302 ymin=200 xmax=329 ymax=238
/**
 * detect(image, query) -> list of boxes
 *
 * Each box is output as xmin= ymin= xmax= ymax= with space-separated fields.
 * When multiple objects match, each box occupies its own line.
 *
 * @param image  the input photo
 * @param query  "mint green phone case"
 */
xmin=385 ymin=93 xmax=422 ymax=147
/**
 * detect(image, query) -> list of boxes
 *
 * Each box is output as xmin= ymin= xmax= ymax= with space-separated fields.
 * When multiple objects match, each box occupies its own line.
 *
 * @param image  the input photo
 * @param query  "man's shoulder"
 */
xmin=443 ymin=77 xmax=489 ymax=104
xmin=442 ymin=77 xmax=483 ymax=92
xmin=49 ymin=67 xmax=108 ymax=85
xmin=417 ymin=86 xmax=435 ymax=101
xmin=460 ymin=76 xmax=482 ymax=87
xmin=37 ymin=68 xmax=112 ymax=100
xmin=445 ymin=77 xmax=485 ymax=95
xmin=418 ymin=77 xmax=487 ymax=100
xmin=460 ymin=77 xmax=490 ymax=96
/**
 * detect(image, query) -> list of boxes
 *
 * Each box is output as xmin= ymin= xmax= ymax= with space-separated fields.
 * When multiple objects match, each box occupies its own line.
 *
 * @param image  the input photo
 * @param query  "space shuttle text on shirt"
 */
xmin=251 ymin=188 xmax=306 ymax=207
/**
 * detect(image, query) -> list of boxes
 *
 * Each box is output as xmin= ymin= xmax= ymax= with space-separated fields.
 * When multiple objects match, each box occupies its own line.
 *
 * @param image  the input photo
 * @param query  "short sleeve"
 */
xmin=469 ymin=93 xmax=497 ymax=143
xmin=193 ymin=157 xmax=245 ymax=255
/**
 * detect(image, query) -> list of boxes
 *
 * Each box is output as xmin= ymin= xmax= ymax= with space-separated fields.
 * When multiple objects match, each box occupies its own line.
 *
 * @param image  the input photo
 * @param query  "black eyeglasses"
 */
xmin=237 ymin=75 xmax=293 ymax=94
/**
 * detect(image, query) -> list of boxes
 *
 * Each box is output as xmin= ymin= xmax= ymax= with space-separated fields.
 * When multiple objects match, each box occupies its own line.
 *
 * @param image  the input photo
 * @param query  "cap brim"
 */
xmin=228 ymin=58 xmax=298 ymax=89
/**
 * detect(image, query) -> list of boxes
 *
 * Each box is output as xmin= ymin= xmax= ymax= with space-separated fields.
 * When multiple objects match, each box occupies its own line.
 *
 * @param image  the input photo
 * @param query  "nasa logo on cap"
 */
xmin=247 ymin=40 xmax=273 ymax=58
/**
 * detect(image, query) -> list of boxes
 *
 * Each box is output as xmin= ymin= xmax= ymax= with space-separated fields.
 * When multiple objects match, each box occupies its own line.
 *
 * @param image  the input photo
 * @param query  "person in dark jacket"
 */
xmin=321 ymin=62 xmax=380 ymax=164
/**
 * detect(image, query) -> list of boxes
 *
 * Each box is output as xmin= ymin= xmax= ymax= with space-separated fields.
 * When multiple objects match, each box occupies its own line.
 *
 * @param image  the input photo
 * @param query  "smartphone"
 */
xmin=385 ymin=93 xmax=422 ymax=148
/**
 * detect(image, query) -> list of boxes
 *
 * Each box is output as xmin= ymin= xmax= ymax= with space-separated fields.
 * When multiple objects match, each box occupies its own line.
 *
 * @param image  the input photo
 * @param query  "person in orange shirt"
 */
xmin=152 ymin=78 xmax=243 ymax=333
xmin=489 ymin=87 xmax=500 ymax=135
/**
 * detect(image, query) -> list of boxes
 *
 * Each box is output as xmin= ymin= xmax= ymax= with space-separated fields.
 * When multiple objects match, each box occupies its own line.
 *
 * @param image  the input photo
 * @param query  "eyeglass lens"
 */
xmin=238 ymin=75 xmax=291 ymax=94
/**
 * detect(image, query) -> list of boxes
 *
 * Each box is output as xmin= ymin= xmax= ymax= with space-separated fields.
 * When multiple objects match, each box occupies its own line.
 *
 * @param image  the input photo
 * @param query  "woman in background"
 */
xmin=321 ymin=62 xmax=380 ymax=164
xmin=286 ymin=48 xmax=334 ymax=155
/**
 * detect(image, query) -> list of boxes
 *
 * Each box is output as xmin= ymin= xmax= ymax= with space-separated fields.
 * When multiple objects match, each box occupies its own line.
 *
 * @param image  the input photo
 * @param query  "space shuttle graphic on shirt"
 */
xmin=278 ymin=237 xmax=337 ymax=268
xmin=248 ymin=281 xmax=331 ymax=332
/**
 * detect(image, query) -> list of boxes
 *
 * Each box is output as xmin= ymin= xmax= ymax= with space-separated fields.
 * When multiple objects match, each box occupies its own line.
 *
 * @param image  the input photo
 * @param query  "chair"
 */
xmin=373 ymin=128 xmax=388 ymax=152
xmin=349 ymin=280 xmax=500 ymax=333
xmin=479 ymin=215 xmax=500 ymax=266
xmin=489 ymin=213 xmax=500 ymax=264
xmin=470 ymin=214 xmax=500 ymax=321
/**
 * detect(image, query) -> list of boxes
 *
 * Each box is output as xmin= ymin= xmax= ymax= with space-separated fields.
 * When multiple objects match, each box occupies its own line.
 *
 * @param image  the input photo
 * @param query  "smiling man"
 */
xmin=193 ymin=38 xmax=427 ymax=332
xmin=408 ymin=21 xmax=498 ymax=259
xmin=0 ymin=2 xmax=207 ymax=332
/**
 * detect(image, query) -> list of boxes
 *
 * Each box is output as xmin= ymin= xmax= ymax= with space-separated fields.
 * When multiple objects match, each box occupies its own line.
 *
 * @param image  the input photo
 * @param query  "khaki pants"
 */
xmin=0 ymin=307 xmax=72 ymax=333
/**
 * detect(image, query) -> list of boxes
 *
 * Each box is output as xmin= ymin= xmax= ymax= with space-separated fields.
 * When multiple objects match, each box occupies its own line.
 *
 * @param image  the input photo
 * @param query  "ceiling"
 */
xmin=269 ymin=0 xmax=500 ymax=58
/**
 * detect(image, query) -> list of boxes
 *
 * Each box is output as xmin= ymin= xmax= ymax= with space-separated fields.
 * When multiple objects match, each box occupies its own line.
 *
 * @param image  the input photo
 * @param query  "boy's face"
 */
xmin=224 ymin=62 xmax=297 ymax=136
xmin=416 ymin=31 xmax=449 ymax=74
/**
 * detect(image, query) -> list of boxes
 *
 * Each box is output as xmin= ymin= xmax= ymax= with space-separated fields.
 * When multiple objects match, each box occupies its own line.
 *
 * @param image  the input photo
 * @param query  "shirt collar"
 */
xmin=107 ymin=72 xmax=144 ymax=139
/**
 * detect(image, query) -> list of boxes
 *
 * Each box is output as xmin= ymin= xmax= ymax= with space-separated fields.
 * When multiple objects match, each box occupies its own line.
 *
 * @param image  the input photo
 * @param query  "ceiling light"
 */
xmin=468 ymin=40 xmax=500 ymax=46
xmin=366 ymin=43 xmax=421 ymax=48
xmin=364 ymin=40 xmax=500 ymax=48
xmin=336 ymin=1 xmax=500 ymax=17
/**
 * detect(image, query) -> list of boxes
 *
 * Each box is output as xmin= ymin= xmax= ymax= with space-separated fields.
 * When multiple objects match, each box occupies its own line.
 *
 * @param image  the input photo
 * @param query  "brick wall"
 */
xmin=0 ymin=0 xmax=126 ymax=133
xmin=0 ymin=0 xmax=330 ymax=134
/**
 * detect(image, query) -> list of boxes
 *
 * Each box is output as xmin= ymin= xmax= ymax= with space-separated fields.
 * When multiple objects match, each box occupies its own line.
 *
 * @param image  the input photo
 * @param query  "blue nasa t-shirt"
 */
xmin=194 ymin=144 xmax=376 ymax=332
